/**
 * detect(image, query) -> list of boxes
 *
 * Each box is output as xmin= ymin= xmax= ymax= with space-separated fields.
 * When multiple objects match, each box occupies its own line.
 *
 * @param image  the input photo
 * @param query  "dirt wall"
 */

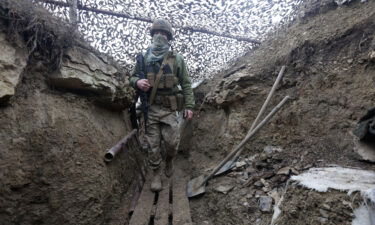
xmin=0 ymin=65 xmax=142 ymax=225
xmin=188 ymin=1 xmax=375 ymax=224
xmin=0 ymin=4 xmax=142 ymax=224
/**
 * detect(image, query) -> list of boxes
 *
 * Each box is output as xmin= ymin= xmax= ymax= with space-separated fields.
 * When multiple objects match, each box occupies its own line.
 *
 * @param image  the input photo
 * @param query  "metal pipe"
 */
xmin=104 ymin=129 xmax=137 ymax=162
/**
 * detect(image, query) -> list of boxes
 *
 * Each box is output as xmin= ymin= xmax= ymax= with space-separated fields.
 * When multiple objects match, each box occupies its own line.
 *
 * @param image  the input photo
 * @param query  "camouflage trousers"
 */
xmin=146 ymin=104 xmax=180 ymax=170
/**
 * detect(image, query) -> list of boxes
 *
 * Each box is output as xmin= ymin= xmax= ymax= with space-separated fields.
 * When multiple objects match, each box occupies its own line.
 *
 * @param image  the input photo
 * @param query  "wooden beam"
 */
xmin=34 ymin=0 xmax=261 ymax=44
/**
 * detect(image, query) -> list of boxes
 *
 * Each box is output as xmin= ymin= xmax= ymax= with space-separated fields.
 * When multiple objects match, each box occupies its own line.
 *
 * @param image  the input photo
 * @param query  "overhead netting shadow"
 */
xmin=32 ymin=0 xmax=304 ymax=81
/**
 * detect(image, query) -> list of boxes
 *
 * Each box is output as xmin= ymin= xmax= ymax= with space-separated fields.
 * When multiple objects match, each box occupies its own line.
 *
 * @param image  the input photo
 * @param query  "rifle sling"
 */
xmin=149 ymin=52 xmax=170 ymax=105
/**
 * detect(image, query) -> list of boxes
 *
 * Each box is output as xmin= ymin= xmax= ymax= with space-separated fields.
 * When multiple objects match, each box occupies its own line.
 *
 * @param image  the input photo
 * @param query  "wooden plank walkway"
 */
xmin=129 ymin=173 xmax=155 ymax=225
xmin=172 ymin=167 xmax=193 ymax=225
xmin=154 ymin=174 xmax=171 ymax=225
xmin=129 ymin=164 xmax=192 ymax=225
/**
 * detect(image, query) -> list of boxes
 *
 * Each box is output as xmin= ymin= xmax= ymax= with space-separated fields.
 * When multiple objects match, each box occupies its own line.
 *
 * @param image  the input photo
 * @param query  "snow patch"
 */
xmin=352 ymin=204 xmax=375 ymax=225
xmin=291 ymin=167 xmax=375 ymax=225
xmin=291 ymin=167 xmax=375 ymax=201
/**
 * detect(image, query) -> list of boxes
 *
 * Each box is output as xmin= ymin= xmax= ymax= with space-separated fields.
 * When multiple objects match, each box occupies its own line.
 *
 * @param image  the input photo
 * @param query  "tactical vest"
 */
xmin=145 ymin=51 xmax=184 ymax=111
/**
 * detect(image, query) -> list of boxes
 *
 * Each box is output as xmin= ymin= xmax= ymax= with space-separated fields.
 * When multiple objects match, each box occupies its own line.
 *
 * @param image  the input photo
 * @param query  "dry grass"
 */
xmin=0 ymin=0 xmax=124 ymax=74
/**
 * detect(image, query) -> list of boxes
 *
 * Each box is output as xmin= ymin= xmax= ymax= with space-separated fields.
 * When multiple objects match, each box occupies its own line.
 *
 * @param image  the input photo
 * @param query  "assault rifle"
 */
xmin=136 ymin=53 xmax=149 ymax=131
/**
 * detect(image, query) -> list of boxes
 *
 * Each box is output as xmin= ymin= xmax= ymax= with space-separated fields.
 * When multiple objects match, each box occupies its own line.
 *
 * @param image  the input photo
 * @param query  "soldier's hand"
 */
xmin=184 ymin=109 xmax=194 ymax=120
xmin=136 ymin=79 xmax=151 ymax=92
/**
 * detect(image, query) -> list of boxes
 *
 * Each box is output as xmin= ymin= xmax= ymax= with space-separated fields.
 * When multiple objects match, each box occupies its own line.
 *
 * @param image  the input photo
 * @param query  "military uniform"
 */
xmin=130 ymin=51 xmax=195 ymax=169
xmin=129 ymin=19 xmax=195 ymax=191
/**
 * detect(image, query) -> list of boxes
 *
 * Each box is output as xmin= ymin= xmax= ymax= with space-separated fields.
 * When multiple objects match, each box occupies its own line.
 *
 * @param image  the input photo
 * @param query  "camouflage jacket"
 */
xmin=129 ymin=50 xmax=195 ymax=109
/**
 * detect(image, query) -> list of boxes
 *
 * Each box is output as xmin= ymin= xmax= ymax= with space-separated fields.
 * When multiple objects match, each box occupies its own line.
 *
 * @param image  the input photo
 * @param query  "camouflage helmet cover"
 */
xmin=150 ymin=19 xmax=173 ymax=40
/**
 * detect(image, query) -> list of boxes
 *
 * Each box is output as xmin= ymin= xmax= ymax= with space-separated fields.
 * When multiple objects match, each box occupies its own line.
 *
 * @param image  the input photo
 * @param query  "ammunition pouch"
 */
xmin=147 ymin=73 xmax=178 ymax=89
xmin=176 ymin=93 xmax=184 ymax=111
xmin=147 ymin=73 xmax=155 ymax=87
xmin=154 ymin=94 xmax=184 ymax=111
xmin=146 ymin=51 xmax=182 ymax=110
xmin=164 ymin=74 xmax=178 ymax=88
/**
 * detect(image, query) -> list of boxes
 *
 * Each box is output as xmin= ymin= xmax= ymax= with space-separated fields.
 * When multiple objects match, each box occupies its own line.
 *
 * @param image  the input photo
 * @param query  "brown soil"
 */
xmin=186 ymin=1 xmax=375 ymax=224
xmin=276 ymin=184 xmax=362 ymax=225
xmin=1 ymin=0 xmax=375 ymax=225
xmin=0 ymin=2 xmax=142 ymax=224
xmin=0 ymin=64 xmax=143 ymax=225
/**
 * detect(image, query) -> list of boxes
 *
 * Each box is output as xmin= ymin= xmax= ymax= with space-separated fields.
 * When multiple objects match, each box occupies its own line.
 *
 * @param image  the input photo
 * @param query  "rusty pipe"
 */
xmin=104 ymin=129 xmax=137 ymax=162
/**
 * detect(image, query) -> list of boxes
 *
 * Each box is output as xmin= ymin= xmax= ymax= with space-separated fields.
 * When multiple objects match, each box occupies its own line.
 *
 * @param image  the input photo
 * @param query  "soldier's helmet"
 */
xmin=150 ymin=19 xmax=173 ymax=40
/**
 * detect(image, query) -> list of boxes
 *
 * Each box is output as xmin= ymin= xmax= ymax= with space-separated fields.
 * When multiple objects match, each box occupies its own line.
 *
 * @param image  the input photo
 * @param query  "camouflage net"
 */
xmin=32 ymin=0 xmax=305 ymax=81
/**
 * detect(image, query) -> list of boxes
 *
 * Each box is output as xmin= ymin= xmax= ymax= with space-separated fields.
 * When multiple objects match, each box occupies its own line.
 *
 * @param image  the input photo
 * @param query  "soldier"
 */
xmin=130 ymin=19 xmax=195 ymax=192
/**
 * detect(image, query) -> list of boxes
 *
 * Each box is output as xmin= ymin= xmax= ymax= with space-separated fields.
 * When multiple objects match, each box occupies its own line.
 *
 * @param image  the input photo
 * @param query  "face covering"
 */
xmin=152 ymin=34 xmax=169 ymax=50
xmin=146 ymin=34 xmax=170 ymax=63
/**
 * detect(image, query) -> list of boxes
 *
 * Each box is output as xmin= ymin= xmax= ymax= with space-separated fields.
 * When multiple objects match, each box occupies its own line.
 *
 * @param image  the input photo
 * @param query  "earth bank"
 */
xmin=0 ymin=1 xmax=142 ymax=225
xmin=1 ymin=0 xmax=375 ymax=225
xmin=187 ymin=0 xmax=375 ymax=224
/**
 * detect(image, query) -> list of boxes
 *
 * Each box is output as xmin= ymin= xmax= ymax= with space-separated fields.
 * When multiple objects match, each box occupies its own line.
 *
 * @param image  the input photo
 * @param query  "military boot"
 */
xmin=150 ymin=168 xmax=162 ymax=192
xmin=165 ymin=156 xmax=173 ymax=177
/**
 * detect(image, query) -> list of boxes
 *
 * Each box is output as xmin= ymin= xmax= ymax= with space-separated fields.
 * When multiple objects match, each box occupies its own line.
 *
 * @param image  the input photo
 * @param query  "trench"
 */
xmin=1 ymin=1 xmax=375 ymax=225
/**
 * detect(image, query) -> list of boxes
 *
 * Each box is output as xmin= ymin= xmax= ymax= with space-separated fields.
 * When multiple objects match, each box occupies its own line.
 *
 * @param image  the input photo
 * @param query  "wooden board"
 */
xmin=129 ymin=160 xmax=193 ymax=225
xmin=129 ymin=173 xmax=155 ymax=225
xmin=154 ymin=174 xmax=171 ymax=225
xmin=172 ymin=167 xmax=193 ymax=225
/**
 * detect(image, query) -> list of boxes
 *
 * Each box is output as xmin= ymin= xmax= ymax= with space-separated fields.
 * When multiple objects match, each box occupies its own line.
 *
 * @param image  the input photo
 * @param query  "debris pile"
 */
xmin=213 ymin=146 xmax=300 ymax=213
xmin=198 ymin=148 xmax=375 ymax=225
